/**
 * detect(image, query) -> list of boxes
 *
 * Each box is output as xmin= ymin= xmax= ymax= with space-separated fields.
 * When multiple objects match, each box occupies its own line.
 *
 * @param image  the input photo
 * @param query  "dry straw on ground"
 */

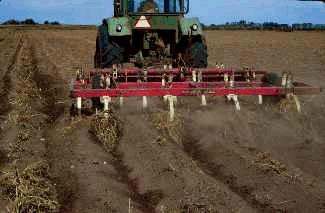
xmin=167 ymin=202 xmax=213 ymax=213
xmin=278 ymin=97 xmax=296 ymax=113
xmin=8 ymin=130 xmax=30 ymax=160
xmin=254 ymin=152 xmax=290 ymax=177
xmin=150 ymin=111 xmax=183 ymax=146
xmin=0 ymin=161 xmax=60 ymax=213
xmin=90 ymin=109 xmax=122 ymax=152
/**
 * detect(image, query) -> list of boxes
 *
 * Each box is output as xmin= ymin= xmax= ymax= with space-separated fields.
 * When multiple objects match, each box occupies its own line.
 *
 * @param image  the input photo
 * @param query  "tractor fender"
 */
xmin=105 ymin=17 xmax=132 ymax=36
xmin=179 ymin=17 xmax=203 ymax=36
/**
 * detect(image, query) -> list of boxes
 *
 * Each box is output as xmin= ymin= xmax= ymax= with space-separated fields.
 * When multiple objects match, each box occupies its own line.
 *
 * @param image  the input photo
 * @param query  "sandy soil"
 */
xmin=0 ymin=28 xmax=324 ymax=213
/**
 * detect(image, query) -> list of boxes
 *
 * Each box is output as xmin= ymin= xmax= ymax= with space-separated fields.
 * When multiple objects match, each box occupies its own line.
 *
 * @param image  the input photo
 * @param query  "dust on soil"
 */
xmin=0 ymin=28 xmax=324 ymax=212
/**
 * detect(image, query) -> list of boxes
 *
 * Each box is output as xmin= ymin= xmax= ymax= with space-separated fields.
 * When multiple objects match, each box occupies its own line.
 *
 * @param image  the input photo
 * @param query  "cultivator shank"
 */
xmin=71 ymin=65 xmax=321 ymax=120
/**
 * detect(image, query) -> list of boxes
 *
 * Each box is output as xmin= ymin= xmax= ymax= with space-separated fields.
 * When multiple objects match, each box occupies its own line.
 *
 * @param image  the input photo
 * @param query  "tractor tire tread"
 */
xmin=94 ymin=23 xmax=123 ymax=68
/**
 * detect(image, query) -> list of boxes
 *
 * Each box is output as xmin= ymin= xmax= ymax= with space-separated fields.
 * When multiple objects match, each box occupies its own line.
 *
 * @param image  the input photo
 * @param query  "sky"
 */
xmin=0 ymin=0 xmax=324 ymax=25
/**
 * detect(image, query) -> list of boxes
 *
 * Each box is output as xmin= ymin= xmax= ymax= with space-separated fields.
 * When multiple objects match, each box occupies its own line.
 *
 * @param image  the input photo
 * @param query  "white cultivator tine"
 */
xmin=103 ymin=96 xmax=110 ymax=111
xmin=168 ymin=96 xmax=175 ymax=122
xmin=142 ymin=96 xmax=148 ymax=109
xmin=162 ymin=78 xmax=166 ymax=87
xmin=258 ymin=95 xmax=263 ymax=105
xmin=76 ymin=97 xmax=82 ymax=115
xmin=201 ymin=95 xmax=207 ymax=106
xmin=233 ymin=95 xmax=241 ymax=111
xmin=227 ymin=94 xmax=241 ymax=111
xmin=192 ymin=70 xmax=197 ymax=82
xmin=293 ymin=95 xmax=302 ymax=113
xmin=119 ymin=97 xmax=124 ymax=107
xmin=173 ymin=96 xmax=177 ymax=105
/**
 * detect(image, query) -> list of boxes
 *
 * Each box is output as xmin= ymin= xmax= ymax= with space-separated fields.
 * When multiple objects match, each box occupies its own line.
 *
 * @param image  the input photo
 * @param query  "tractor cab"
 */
xmin=95 ymin=0 xmax=207 ymax=69
xmin=127 ymin=0 xmax=189 ymax=14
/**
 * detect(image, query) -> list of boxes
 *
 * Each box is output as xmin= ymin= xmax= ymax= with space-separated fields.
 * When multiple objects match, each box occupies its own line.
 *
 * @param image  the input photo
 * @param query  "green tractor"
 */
xmin=94 ymin=0 xmax=208 ymax=69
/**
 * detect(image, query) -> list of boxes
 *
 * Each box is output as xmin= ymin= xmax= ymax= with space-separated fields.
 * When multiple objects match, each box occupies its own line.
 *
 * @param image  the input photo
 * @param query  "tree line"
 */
xmin=201 ymin=20 xmax=325 ymax=31
xmin=2 ymin=18 xmax=325 ymax=31
xmin=1 ymin=18 xmax=61 ymax=25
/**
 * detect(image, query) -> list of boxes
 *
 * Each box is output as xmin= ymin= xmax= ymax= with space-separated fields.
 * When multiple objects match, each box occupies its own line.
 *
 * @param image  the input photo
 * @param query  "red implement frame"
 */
xmin=71 ymin=67 xmax=321 ymax=98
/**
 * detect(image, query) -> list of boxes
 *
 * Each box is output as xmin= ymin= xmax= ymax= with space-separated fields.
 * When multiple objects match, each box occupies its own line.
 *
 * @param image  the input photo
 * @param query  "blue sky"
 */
xmin=0 ymin=0 xmax=324 ymax=25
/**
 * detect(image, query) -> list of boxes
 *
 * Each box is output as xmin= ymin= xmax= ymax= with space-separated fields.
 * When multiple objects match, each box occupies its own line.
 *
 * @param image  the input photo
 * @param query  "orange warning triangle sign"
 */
xmin=135 ymin=16 xmax=151 ymax=28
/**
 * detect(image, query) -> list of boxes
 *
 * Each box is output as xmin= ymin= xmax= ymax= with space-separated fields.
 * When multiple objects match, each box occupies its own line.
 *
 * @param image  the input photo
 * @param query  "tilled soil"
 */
xmin=0 ymin=28 xmax=324 ymax=213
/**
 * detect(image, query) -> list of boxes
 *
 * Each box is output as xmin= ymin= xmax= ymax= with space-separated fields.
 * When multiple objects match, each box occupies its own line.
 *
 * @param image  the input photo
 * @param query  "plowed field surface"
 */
xmin=0 ymin=28 xmax=324 ymax=213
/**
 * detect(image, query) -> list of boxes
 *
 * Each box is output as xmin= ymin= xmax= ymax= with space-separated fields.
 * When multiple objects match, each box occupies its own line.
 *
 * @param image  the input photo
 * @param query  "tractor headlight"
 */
xmin=192 ymin=24 xmax=198 ymax=31
xmin=116 ymin=24 xmax=123 ymax=32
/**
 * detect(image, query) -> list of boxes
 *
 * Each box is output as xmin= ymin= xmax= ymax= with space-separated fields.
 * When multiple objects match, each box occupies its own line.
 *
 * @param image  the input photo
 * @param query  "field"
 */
xmin=0 ymin=27 xmax=324 ymax=213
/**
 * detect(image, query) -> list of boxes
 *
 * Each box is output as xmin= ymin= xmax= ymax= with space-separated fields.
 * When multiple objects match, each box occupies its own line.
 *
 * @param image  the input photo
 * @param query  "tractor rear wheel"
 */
xmin=185 ymin=37 xmax=208 ymax=68
xmin=93 ymin=22 xmax=123 ymax=109
xmin=94 ymin=23 xmax=123 ymax=68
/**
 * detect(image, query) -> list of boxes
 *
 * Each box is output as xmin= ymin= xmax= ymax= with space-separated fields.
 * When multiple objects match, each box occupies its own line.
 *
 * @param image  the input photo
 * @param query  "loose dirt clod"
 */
xmin=0 ymin=161 xmax=60 ymax=213
xmin=90 ymin=109 xmax=122 ymax=152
